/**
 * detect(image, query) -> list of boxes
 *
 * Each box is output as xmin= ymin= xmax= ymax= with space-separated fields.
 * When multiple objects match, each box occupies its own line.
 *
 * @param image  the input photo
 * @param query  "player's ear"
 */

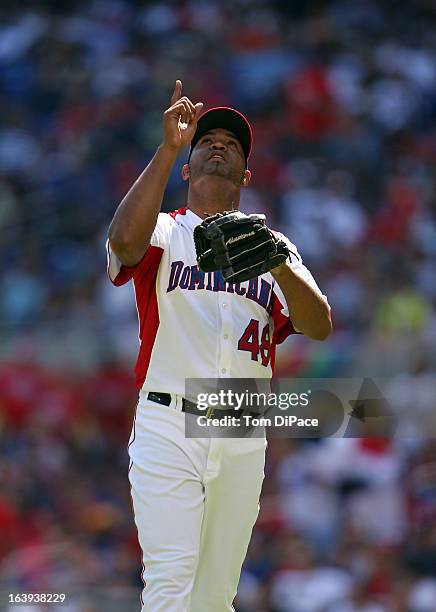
xmin=241 ymin=170 xmax=251 ymax=187
xmin=181 ymin=164 xmax=190 ymax=181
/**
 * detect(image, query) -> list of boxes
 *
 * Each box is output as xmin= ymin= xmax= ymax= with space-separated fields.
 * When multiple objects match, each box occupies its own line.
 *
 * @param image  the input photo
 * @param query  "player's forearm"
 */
xmin=271 ymin=262 xmax=332 ymax=341
xmin=108 ymin=143 xmax=179 ymax=266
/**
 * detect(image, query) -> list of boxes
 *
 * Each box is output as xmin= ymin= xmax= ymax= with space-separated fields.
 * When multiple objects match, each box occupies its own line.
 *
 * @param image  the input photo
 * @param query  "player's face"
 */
xmin=189 ymin=128 xmax=246 ymax=186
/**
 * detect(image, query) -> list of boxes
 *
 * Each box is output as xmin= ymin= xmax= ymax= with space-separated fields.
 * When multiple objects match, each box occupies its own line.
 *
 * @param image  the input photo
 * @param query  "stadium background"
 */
xmin=1 ymin=0 xmax=436 ymax=610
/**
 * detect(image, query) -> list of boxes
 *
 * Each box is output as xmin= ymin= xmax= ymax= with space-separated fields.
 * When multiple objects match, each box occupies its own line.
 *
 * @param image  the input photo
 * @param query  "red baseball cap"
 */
xmin=188 ymin=107 xmax=253 ymax=167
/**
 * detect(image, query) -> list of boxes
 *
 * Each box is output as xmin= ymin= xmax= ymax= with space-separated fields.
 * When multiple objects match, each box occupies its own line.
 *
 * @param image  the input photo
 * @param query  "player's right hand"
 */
xmin=162 ymin=80 xmax=203 ymax=151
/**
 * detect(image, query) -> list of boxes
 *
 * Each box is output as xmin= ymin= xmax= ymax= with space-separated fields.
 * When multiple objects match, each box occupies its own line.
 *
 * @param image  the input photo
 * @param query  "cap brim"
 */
xmin=189 ymin=107 xmax=252 ymax=165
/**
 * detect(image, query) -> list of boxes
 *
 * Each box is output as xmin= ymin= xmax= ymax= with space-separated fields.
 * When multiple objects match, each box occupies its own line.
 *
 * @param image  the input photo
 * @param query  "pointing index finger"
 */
xmin=171 ymin=79 xmax=182 ymax=105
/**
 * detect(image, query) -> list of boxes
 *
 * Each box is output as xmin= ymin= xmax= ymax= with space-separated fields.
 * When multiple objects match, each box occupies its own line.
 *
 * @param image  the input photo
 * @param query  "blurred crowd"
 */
xmin=1 ymin=0 xmax=436 ymax=610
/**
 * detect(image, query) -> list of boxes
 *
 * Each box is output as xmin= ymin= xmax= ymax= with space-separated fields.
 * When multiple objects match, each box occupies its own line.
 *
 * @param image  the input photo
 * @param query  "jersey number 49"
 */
xmin=237 ymin=319 xmax=271 ymax=367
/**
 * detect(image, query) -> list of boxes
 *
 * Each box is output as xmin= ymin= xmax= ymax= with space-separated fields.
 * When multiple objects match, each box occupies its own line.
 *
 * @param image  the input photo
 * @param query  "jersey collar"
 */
xmin=180 ymin=208 xmax=204 ymax=230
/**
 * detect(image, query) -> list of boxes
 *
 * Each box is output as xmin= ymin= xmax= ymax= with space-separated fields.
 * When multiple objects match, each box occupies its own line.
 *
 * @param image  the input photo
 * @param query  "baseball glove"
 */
xmin=193 ymin=211 xmax=290 ymax=283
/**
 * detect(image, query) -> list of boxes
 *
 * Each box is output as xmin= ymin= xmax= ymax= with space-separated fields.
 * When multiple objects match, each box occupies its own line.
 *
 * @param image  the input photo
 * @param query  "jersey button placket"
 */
xmin=218 ymin=299 xmax=232 ymax=377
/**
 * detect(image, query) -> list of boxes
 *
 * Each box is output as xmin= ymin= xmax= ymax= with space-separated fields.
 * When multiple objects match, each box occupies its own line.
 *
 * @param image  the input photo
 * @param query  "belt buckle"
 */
xmin=205 ymin=405 xmax=215 ymax=419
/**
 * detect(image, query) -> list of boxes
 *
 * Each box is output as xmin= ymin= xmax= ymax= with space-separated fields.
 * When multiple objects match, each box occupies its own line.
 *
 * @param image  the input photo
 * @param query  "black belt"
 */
xmin=147 ymin=392 xmax=212 ymax=417
xmin=147 ymin=392 xmax=261 ymax=421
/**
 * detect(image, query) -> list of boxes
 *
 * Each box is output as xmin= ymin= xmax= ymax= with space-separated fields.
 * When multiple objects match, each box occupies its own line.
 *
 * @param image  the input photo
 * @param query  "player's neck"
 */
xmin=187 ymin=180 xmax=240 ymax=219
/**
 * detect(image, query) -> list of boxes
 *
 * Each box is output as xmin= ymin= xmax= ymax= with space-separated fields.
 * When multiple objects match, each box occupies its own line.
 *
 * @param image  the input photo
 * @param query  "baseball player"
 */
xmin=107 ymin=80 xmax=331 ymax=611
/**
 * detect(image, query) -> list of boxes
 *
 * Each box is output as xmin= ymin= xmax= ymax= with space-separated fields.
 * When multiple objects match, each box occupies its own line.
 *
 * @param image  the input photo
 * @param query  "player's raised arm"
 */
xmin=108 ymin=80 xmax=203 ymax=266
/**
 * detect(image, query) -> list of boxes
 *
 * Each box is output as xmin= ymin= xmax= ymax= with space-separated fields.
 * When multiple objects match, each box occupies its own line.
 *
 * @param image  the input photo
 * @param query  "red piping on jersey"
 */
xmin=270 ymin=292 xmax=298 ymax=374
xmin=133 ymin=246 xmax=164 ymax=389
xmin=168 ymin=206 xmax=188 ymax=219
xmin=107 ymin=243 xmax=163 ymax=387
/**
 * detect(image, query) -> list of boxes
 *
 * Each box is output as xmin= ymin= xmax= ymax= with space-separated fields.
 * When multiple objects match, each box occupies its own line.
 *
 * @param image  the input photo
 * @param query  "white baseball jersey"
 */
xmin=107 ymin=207 xmax=325 ymax=395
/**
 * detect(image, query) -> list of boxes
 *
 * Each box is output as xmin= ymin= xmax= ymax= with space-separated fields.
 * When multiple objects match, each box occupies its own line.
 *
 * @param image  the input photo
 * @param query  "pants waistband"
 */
xmin=146 ymin=392 xmax=263 ymax=421
xmin=147 ymin=392 xmax=213 ymax=417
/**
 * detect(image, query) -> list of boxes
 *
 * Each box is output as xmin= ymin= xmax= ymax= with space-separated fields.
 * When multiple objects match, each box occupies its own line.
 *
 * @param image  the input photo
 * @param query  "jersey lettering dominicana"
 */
xmin=107 ymin=208 xmax=325 ymax=396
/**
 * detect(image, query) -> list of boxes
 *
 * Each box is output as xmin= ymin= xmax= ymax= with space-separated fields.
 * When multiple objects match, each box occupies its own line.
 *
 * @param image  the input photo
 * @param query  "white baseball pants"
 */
xmin=128 ymin=395 xmax=266 ymax=612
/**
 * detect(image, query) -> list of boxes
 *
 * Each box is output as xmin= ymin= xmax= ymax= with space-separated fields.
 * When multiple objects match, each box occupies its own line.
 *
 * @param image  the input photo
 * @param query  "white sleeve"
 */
xmin=149 ymin=212 xmax=175 ymax=249
xmin=107 ymin=212 xmax=175 ymax=285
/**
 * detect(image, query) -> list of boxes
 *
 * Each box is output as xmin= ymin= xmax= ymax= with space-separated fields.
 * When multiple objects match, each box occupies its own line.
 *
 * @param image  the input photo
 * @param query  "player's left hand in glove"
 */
xmin=193 ymin=211 xmax=290 ymax=283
